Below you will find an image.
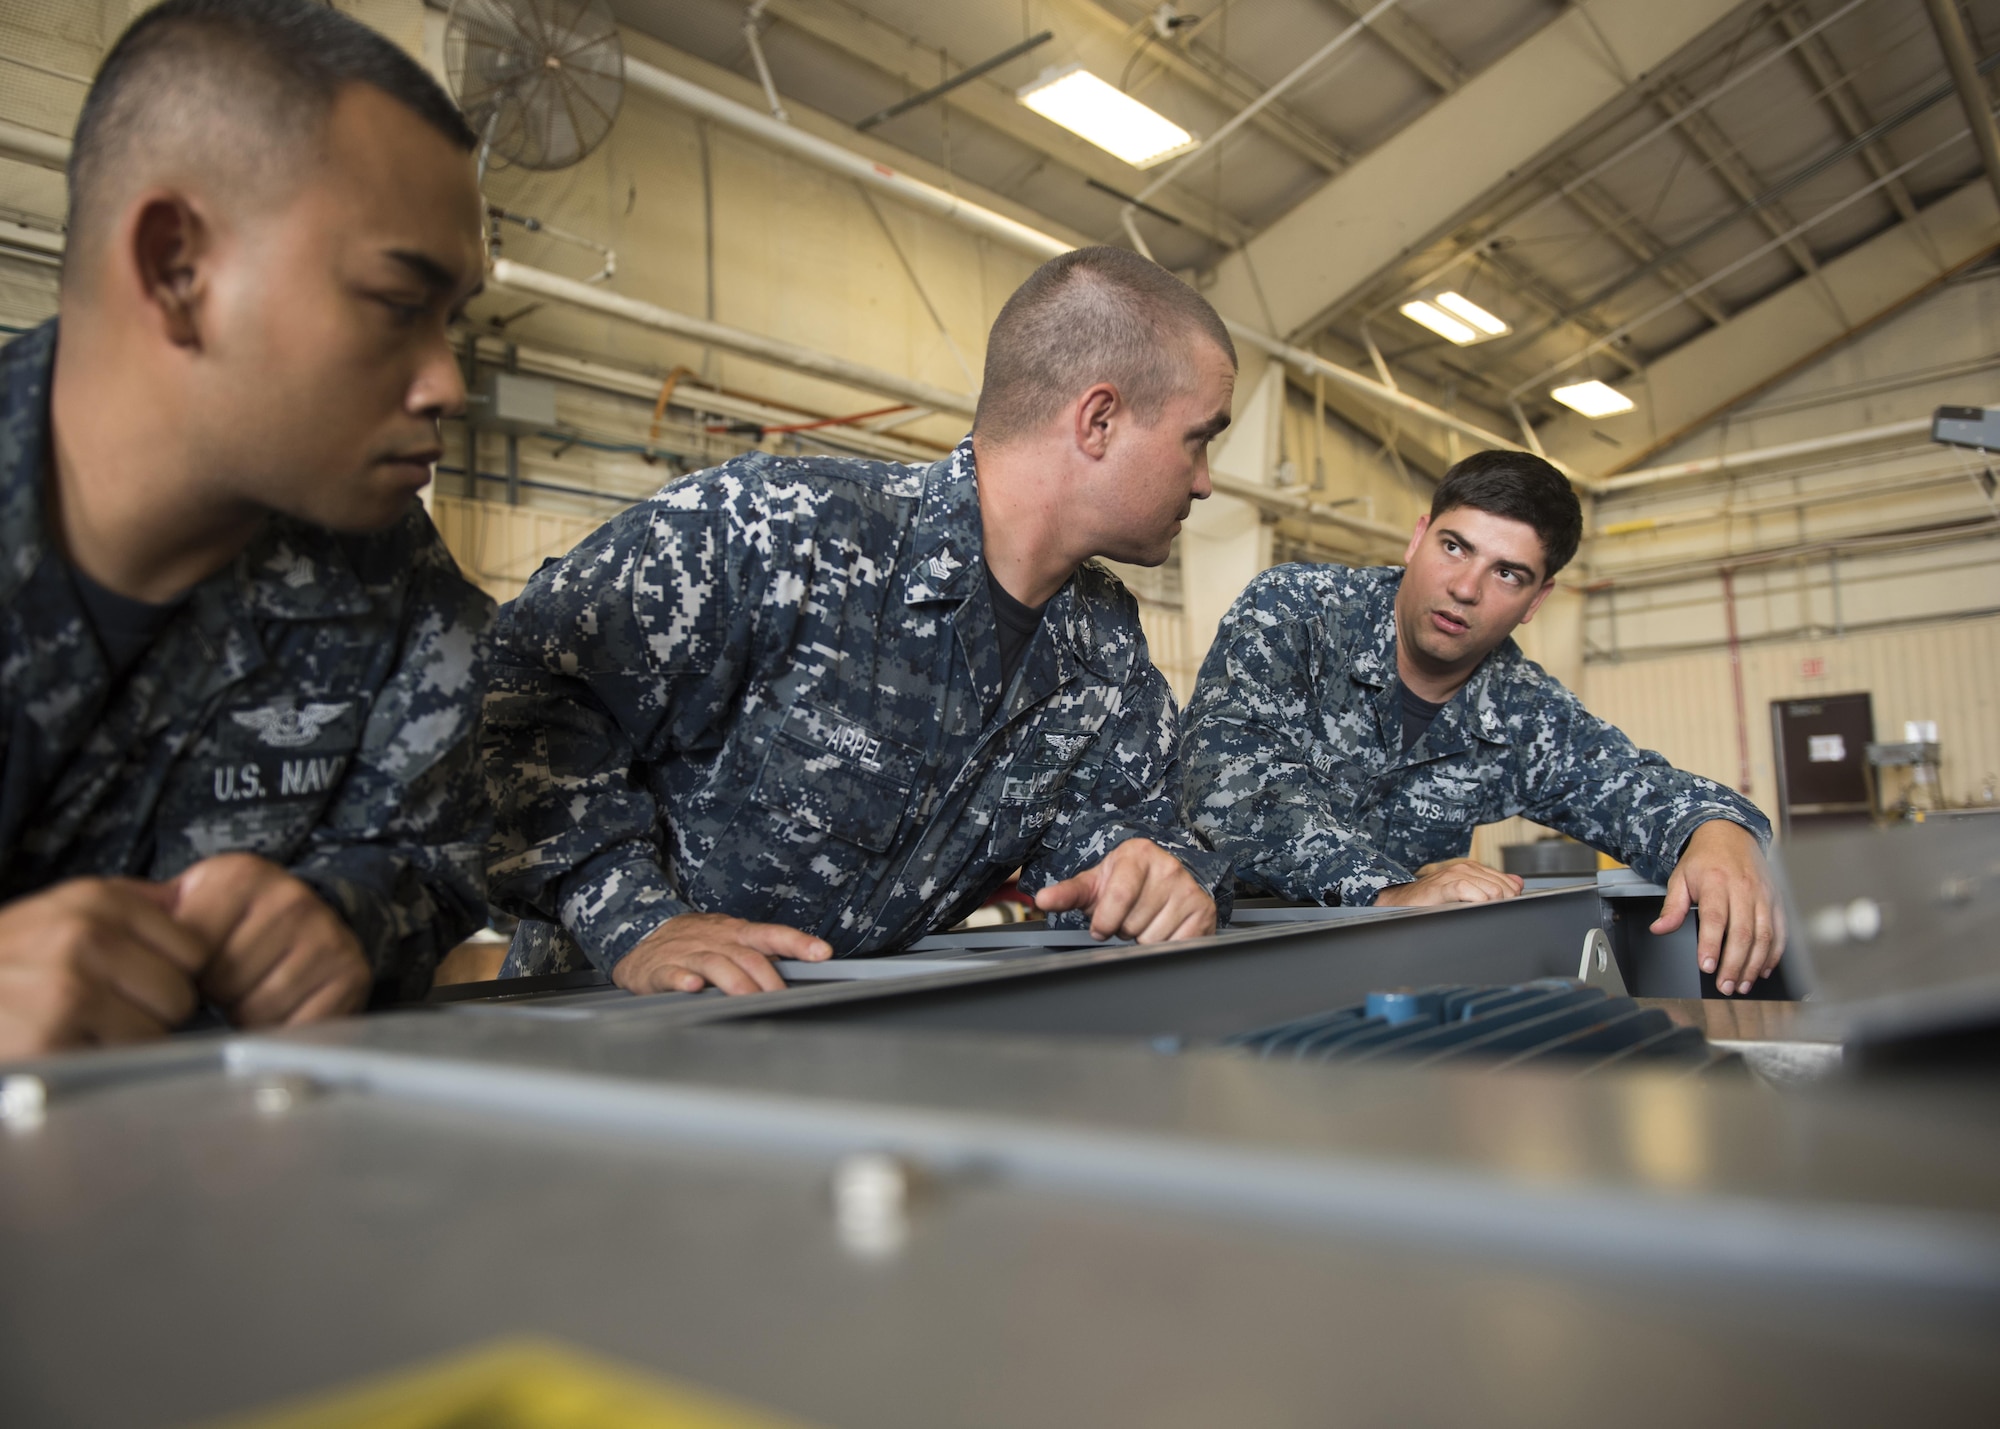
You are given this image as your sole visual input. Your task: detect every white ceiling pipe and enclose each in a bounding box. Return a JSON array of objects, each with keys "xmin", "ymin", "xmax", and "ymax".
[
  {"xmin": 624, "ymin": 58, "xmax": 1069, "ymax": 262},
  {"xmin": 1599, "ymin": 416, "xmax": 1938, "ymax": 493},
  {"xmin": 0, "ymin": 119, "xmax": 69, "ymax": 172},
  {"xmin": 489, "ymin": 258, "xmax": 978, "ymax": 419},
  {"xmin": 623, "ymin": 58, "xmax": 1573, "ymax": 483}
]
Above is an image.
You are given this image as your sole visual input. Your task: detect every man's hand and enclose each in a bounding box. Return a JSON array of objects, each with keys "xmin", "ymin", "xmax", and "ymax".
[
  {"xmin": 1373, "ymin": 858, "xmax": 1523, "ymax": 908},
  {"xmin": 0, "ymin": 878, "xmax": 210, "ymax": 1058},
  {"xmin": 1033, "ymin": 838, "xmax": 1216, "ymax": 942},
  {"xmin": 170, "ymin": 854, "xmax": 371, "ymax": 1028},
  {"xmin": 1652, "ymin": 819, "xmax": 1783, "ymax": 996},
  {"xmin": 614, "ymin": 912, "xmax": 832, "ymax": 996}
]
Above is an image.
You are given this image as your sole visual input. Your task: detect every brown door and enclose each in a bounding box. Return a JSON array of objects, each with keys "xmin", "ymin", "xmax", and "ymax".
[{"xmin": 1770, "ymin": 692, "xmax": 1873, "ymax": 835}]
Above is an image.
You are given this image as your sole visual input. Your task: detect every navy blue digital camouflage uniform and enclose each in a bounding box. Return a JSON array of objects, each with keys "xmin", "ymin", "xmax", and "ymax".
[
  {"xmin": 486, "ymin": 438, "xmax": 1227, "ymax": 976},
  {"xmin": 1182, "ymin": 564, "xmax": 1769, "ymax": 905},
  {"xmin": 0, "ymin": 323, "xmax": 495, "ymax": 1000}
]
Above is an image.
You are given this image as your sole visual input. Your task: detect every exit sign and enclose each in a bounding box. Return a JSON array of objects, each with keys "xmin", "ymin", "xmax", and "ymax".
[{"xmin": 1801, "ymin": 656, "xmax": 1826, "ymax": 678}]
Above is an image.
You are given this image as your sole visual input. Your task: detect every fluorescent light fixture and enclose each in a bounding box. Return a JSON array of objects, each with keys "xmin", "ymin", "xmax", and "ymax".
[
  {"xmin": 1433, "ymin": 291, "xmax": 1509, "ymax": 337},
  {"xmin": 1018, "ymin": 65, "xmax": 1196, "ymax": 168},
  {"xmin": 1399, "ymin": 299, "xmax": 1479, "ymax": 345},
  {"xmin": 1551, "ymin": 379, "xmax": 1636, "ymax": 419}
]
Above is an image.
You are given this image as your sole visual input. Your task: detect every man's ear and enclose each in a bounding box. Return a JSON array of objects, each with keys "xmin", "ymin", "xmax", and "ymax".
[
  {"xmin": 1072, "ymin": 382, "xmax": 1118, "ymax": 460},
  {"xmin": 129, "ymin": 192, "xmax": 209, "ymax": 349},
  {"xmin": 1516, "ymin": 577, "xmax": 1558, "ymax": 626},
  {"xmin": 1402, "ymin": 513, "xmax": 1430, "ymax": 565}
]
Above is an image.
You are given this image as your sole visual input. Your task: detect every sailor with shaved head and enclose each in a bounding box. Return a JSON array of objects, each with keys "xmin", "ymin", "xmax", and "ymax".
[
  {"xmin": 487, "ymin": 246, "xmax": 1234, "ymax": 995},
  {"xmin": 0, "ymin": 0, "xmax": 494, "ymax": 1057}
]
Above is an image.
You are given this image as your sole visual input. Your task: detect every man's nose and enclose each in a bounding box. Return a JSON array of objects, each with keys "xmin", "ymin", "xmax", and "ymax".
[
  {"xmin": 1191, "ymin": 456, "xmax": 1213, "ymax": 500},
  {"xmin": 410, "ymin": 332, "xmax": 467, "ymax": 421}
]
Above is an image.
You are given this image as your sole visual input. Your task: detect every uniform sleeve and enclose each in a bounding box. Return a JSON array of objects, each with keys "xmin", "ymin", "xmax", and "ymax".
[
  {"xmin": 1181, "ymin": 598, "xmax": 1415, "ymax": 906},
  {"xmin": 482, "ymin": 497, "xmax": 747, "ymax": 972},
  {"xmin": 1510, "ymin": 676, "xmax": 1772, "ymax": 884},
  {"xmin": 1017, "ymin": 656, "xmax": 1233, "ymax": 922},
  {"xmin": 289, "ymin": 535, "xmax": 496, "ymax": 1002}
]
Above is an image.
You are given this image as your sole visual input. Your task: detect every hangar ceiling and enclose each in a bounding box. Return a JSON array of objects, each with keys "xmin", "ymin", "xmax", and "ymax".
[{"xmin": 611, "ymin": 0, "xmax": 2000, "ymax": 478}]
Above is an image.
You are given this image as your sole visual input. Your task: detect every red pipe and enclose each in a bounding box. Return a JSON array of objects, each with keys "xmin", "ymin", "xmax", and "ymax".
[{"xmin": 1720, "ymin": 567, "xmax": 1753, "ymax": 794}]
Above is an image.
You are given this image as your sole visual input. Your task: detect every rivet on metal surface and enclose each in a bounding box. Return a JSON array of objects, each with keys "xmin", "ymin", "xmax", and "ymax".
[
  {"xmin": 1844, "ymin": 897, "xmax": 1884, "ymax": 942},
  {"xmin": 831, "ymin": 1151, "xmax": 919, "ymax": 1260},
  {"xmin": 0, "ymin": 1073, "xmax": 47, "ymax": 1129},
  {"xmin": 1938, "ymin": 877, "xmax": 1975, "ymax": 905},
  {"xmin": 249, "ymin": 1075, "xmax": 322, "ymax": 1117}
]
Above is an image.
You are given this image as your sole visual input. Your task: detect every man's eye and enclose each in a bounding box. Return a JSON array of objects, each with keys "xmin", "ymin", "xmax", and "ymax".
[{"xmin": 376, "ymin": 296, "xmax": 426, "ymax": 324}]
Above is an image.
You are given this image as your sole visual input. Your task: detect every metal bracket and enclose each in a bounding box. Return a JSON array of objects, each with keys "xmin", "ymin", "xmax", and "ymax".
[{"xmin": 1579, "ymin": 927, "xmax": 1628, "ymax": 996}]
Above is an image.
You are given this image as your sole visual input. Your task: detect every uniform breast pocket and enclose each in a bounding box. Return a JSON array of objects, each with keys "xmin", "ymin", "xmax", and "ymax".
[
  {"xmin": 994, "ymin": 727, "xmax": 1093, "ymax": 856},
  {"xmin": 161, "ymin": 697, "xmax": 365, "ymax": 868},
  {"xmin": 208, "ymin": 698, "xmax": 362, "ymax": 809},
  {"xmin": 750, "ymin": 702, "xmax": 918, "ymax": 853}
]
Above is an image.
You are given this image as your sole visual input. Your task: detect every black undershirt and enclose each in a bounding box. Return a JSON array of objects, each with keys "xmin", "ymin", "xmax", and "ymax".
[
  {"xmin": 68, "ymin": 564, "xmax": 184, "ymax": 677},
  {"xmin": 1397, "ymin": 680, "xmax": 1446, "ymax": 752},
  {"xmin": 988, "ymin": 568, "xmax": 1047, "ymax": 693}
]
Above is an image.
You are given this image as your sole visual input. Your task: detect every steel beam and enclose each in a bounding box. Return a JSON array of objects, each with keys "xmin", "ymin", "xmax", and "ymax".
[
  {"xmin": 1200, "ymin": 0, "xmax": 1747, "ymax": 342},
  {"xmin": 1541, "ymin": 174, "xmax": 2000, "ymax": 480},
  {"xmin": 1925, "ymin": 0, "xmax": 2000, "ymax": 211}
]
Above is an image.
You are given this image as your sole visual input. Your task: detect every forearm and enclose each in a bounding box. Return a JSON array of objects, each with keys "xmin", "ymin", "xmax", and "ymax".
[{"xmin": 1538, "ymin": 774, "xmax": 1770, "ymax": 886}]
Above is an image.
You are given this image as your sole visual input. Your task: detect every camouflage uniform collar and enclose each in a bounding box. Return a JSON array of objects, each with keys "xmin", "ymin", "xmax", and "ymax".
[
  {"xmin": 903, "ymin": 438, "xmax": 1135, "ymax": 687},
  {"xmin": 0, "ymin": 320, "xmax": 372, "ymax": 622},
  {"xmin": 902, "ymin": 438, "xmax": 982, "ymax": 605},
  {"xmin": 234, "ymin": 521, "xmax": 374, "ymax": 621},
  {"xmin": 1362, "ymin": 564, "xmax": 1510, "ymax": 747}
]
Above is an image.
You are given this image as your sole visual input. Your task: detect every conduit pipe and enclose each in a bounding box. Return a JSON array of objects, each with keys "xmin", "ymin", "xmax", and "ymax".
[
  {"xmin": 1208, "ymin": 472, "xmax": 1409, "ymax": 544},
  {"xmin": 1600, "ymin": 416, "xmax": 1937, "ymax": 493},
  {"xmin": 488, "ymin": 258, "xmax": 979, "ymax": 419},
  {"xmin": 0, "ymin": 119, "xmax": 68, "ymax": 172}
]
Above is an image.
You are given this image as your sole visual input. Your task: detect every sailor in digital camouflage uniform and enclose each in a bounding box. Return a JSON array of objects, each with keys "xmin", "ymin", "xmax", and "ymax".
[
  {"xmin": 0, "ymin": 0, "xmax": 492, "ymax": 1058},
  {"xmin": 488, "ymin": 247, "xmax": 1235, "ymax": 996},
  {"xmin": 1183, "ymin": 449, "xmax": 1785, "ymax": 995}
]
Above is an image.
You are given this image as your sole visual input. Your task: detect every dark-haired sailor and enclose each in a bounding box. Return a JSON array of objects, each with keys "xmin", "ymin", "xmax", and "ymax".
[
  {"xmin": 0, "ymin": 0, "xmax": 492, "ymax": 1057},
  {"xmin": 1181, "ymin": 451, "xmax": 1783, "ymax": 996},
  {"xmin": 487, "ymin": 246, "xmax": 1233, "ymax": 995}
]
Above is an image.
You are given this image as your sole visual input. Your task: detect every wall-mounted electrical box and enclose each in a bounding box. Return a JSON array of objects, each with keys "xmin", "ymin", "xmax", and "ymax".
[{"xmin": 471, "ymin": 372, "xmax": 558, "ymax": 434}]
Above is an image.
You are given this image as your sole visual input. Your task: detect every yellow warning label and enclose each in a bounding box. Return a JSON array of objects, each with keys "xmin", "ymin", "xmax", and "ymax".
[{"xmin": 208, "ymin": 1337, "xmax": 818, "ymax": 1429}]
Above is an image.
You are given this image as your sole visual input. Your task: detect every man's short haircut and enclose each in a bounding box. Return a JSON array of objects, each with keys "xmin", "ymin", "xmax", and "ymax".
[
  {"xmin": 976, "ymin": 246, "xmax": 1237, "ymax": 444},
  {"xmin": 66, "ymin": 0, "xmax": 477, "ymax": 285},
  {"xmin": 1430, "ymin": 449, "xmax": 1584, "ymax": 578}
]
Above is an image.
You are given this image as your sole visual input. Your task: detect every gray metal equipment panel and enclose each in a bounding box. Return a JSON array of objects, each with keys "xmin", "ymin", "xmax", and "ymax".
[
  {"xmin": 744, "ymin": 887, "xmax": 1609, "ymax": 1041},
  {"xmin": 2, "ymin": 1024, "xmax": 1997, "ymax": 1429}
]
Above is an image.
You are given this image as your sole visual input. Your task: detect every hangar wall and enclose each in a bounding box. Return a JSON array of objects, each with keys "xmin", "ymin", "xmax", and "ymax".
[
  {"xmin": 1573, "ymin": 261, "xmax": 2000, "ymax": 823},
  {"xmin": 2, "ymin": 1, "xmax": 1993, "ymax": 858}
]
